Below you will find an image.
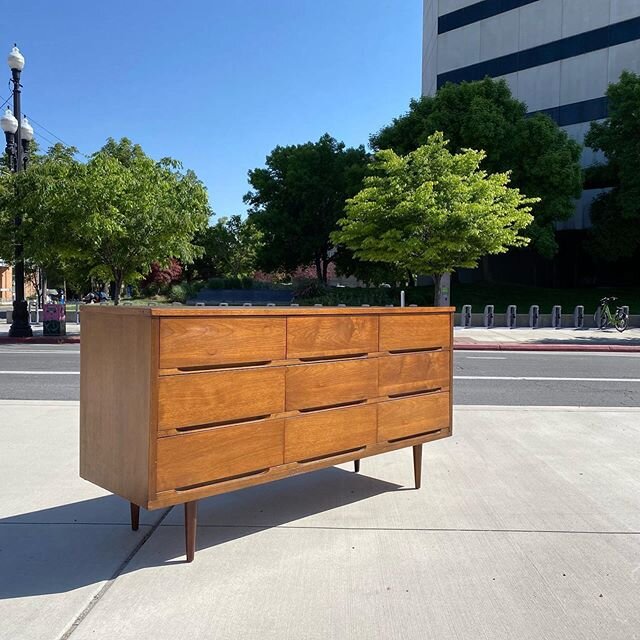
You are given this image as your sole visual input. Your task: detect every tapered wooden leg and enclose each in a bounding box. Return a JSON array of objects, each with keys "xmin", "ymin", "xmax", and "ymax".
[
  {"xmin": 184, "ymin": 501, "xmax": 197, "ymax": 563},
  {"xmin": 354, "ymin": 459, "xmax": 360, "ymax": 473},
  {"xmin": 413, "ymin": 445, "xmax": 423, "ymax": 490},
  {"xmin": 130, "ymin": 502, "xmax": 140, "ymax": 531}
]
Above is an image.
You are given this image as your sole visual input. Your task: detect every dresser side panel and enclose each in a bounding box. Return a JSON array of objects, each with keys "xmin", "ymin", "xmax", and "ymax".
[{"xmin": 80, "ymin": 311, "xmax": 153, "ymax": 506}]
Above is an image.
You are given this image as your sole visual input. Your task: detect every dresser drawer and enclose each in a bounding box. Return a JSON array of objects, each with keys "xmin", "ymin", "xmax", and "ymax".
[
  {"xmin": 377, "ymin": 392, "xmax": 450, "ymax": 442},
  {"xmin": 159, "ymin": 317, "xmax": 286, "ymax": 369},
  {"xmin": 378, "ymin": 351, "xmax": 450, "ymax": 397},
  {"xmin": 379, "ymin": 314, "xmax": 450, "ymax": 352},
  {"xmin": 286, "ymin": 358, "xmax": 377, "ymax": 411},
  {"xmin": 284, "ymin": 404, "xmax": 377, "ymax": 463},
  {"xmin": 158, "ymin": 368, "xmax": 285, "ymax": 430},
  {"xmin": 287, "ymin": 316, "xmax": 377, "ymax": 359},
  {"xmin": 156, "ymin": 420, "xmax": 284, "ymax": 491}
]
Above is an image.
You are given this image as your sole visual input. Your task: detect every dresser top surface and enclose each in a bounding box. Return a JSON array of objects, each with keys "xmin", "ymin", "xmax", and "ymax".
[{"xmin": 81, "ymin": 305, "xmax": 455, "ymax": 318}]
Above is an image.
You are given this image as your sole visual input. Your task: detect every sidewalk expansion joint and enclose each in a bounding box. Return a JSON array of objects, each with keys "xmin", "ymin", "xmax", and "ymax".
[
  {"xmin": 57, "ymin": 506, "xmax": 173, "ymax": 640},
  {"xmin": 160, "ymin": 523, "xmax": 640, "ymax": 536}
]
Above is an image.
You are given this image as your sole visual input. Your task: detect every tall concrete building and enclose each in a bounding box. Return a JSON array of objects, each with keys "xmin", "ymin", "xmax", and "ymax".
[{"xmin": 422, "ymin": 0, "xmax": 640, "ymax": 231}]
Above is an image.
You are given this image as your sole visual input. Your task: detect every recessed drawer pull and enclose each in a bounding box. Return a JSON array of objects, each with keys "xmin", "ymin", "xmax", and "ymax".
[
  {"xmin": 388, "ymin": 387, "xmax": 442, "ymax": 399},
  {"xmin": 387, "ymin": 428, "xmax": 443, "ymax": 444},
  {"xmin": 176, "ymin": 360, "xmax": 272, "ymax": 372},
  {"xmin": 175, "ymin": 467, "xmax": 270, "ymax": 491},
  {"xmin": 388, "ymin": 346, "xmax": 443, "ymax": 355},
  {"xmin": 298, "ymin": 398, "xmax": 367, "ymax": 413},
  {"xmin": 175, "ymin": 414, "xmax": 271, "ymax": 433},
  {"xmin": 298, "ymin": 353, "xmax": 367, "ymax": 363},
  {"xmin": 297, "ymin": 446, "xmax": 366, "ymax": 465}
]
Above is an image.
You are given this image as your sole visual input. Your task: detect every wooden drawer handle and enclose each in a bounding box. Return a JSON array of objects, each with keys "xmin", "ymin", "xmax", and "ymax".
[
  {"xmin": 387, "ymin": 428, "xmax": 443, "ymax": 444},
  {"xmin": 298, "ymin": 398, "xmax": 367, "ymax": 414},
  {"xmin": 176, "ymin": 360, "xmax": 272, "ymax": 372},
  {"xmin": 296, "ymin": 446, "xmax": 366, "ymax": 465},
  {"xmin": 175, "ymin": 467, "xmax": 270, "ymax": 492},
  {"xmin": 298, "ymin": 353, "xmax": 368, "ymax": 363},
  {"xmin": 388, "ymin": 346, "xmax": 443, "ymax": 355},
  {"xmin": 388, "ymin": 387, "xmax": 442, "ymax": 399},
  {"xmin": 175, "ymin": 414, "xmax": 272, "ymax": 433}
]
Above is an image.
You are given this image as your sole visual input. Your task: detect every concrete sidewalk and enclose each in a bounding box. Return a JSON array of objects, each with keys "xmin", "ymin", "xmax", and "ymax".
[
  {"xmin": 454, "ymin": 327, "xmax": 640, "ymax": 351},
  {"xmin": 0, "ymin": 321, "xmax": 80, "ymax": 342},
  {"xmin": 2, "ymin": 401, "xmax": 639, "ymax": 639}
]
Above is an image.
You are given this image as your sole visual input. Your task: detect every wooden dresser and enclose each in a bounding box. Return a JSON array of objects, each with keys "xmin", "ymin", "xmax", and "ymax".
[{"xmin": 80, "ymin": 306, "xmax": 454, "ymax": 561}]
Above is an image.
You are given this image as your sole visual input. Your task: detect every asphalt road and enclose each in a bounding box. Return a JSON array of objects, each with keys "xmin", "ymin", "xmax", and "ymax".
[{"xmin": 0, "ymin": 344, "xmax": 639, "ymax": 405}]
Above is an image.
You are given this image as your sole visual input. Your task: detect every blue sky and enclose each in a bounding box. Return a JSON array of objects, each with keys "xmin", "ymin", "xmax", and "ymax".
[{"xmin": 4, "ymin": 1, "xmax": 422, "ymax": 220}]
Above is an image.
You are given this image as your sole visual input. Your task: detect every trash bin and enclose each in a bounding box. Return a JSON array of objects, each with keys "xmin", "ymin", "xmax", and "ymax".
[{"xmin": 43, "ymin": 303, "xmax": 66, "ymax": 336}]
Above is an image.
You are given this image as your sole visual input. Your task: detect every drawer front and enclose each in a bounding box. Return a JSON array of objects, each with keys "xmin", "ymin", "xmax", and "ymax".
[
  {"xmin": 156, "ymin": 420, "xmax": 284, "ymax": 491},
  {"xmin": 159, "ymin": 317, "xmax": 286, "ymax": 369},
  {"xmin": 286, "ymin": 358, "xmax": 377, "ymax": 411},
  {"xmin": 377, "ymin": 392, "xmax": 450, "ymax": 442},
  {"xmin": 378, "ymin": 351, "xmax": 450, "ymax": 397},
  {"xmin": 287, "ymin": 316, "xmax": 378, "ymax": 359},
  {"xmin": 284, "ymin": 404, "xmax": 377, "ymax": 463},
  {"xmin": 158, "ymin": 368, "xmax": 285, "ymax": 430},
  {"xmin": 379, "ymin": 314, "xmax": 450, "ymax": 353}
]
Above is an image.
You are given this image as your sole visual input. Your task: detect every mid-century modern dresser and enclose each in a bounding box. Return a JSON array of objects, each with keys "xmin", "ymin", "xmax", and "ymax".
[{"xmin": 80, "ymin": 305, "xmax": 454, "ymax": 561}]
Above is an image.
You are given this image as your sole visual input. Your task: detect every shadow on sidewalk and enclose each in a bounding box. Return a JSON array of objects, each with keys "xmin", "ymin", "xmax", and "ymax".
[{"xmin": 0, "ymin": 467, "xmax": 402, "ymax": 599}]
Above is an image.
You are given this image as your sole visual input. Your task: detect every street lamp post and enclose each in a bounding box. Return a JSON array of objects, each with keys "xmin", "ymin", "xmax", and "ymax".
[{"xmin": 1, "ymin": 44, "xmax": 33, "ymax": 337}]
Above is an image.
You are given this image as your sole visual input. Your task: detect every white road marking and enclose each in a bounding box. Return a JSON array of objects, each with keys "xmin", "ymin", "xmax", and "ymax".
[
  {"xmin": 464, "ymin": 356, "xmax": 507, "ymax": 360},
  {"xmin": 0, "ymin": 350, "xmax": 80, "ymax": 354},
  {"xmin": 457, "ymin": 350, "xmax": 640, "ymax": 357},
  {"xmin": 0, "ymin": 371, "xmax": 79, "ymax": 375},
  {"xmin": 455, "ymin": 376, "xmax": 640, "ymax": 383}
]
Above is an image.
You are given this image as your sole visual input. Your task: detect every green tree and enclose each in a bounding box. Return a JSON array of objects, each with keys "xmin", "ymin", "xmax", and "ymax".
[
  {"xmin": 370, "ymin": 78, "xmax": 582, "ymax": 259},
  {"xmin": 584, "ymin": 71, "xmax": 640, "ymax": 260},
  {"xmin": 0, "ymin": 138, "xmax": 210, "ymax": 304},
  {"xmin": 331, "ymin": 133, "xmax": 537, "ymax": 305},
  {"xmin": 245, "ymin": 134, "xmax": 369, "ymax": 283},
  {"xmin": 191, "ymin": 215, "xmax": 263, "ymax": 280}
]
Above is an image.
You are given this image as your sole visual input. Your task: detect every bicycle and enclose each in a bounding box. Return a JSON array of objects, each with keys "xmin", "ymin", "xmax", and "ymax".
[{"xmin": 594, "ymin": 296, "xmax": 628, "ymax": 332}]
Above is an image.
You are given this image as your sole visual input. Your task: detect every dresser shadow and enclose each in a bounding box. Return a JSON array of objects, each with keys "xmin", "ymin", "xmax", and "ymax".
[{"xmin": 0, "ymin": 466, "xmax": 404, "ymax": 598}]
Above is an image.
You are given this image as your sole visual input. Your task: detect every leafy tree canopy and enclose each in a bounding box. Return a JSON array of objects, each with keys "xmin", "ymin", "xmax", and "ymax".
[
  {"xmin": 190, "ymin": 215, "xmax": 263, "ymax": 281},
  {"xmin": 585, "ymin": 71, "xmax": 640, "ymax": 260},
  {"xmin": 244, "ymin": 134, "xmax": 369, "ymax": 283},
  {"xmin": 332, "ymin": 133, "xmax": 537, "ymax": 305},
  {"xmin": 370, "ymin": 78, "xmax": 582, "ymax": 258},
  {"xmin": 0, "ymin": 137, "xmax": 210, "ymax": 304}
]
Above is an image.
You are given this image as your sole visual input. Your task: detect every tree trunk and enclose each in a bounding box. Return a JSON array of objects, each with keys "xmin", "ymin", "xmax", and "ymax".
[
  {"xmin": 321, "ymin": 252, "xmax": 329, "ymax": 284},
  {"xmin": 314, "ymin": 253, "xmax": 323, "ymax": 283},
  {"xmin": 433, "ymin": 273, "xmax": 451, "ymax": 307},
  {"xmin": 481, "ymin": 256, "xmax": 493, "ymax": 283},
  {"xmin": 112, "ymin": 272, "xmax": 123, "ymax": 305}
]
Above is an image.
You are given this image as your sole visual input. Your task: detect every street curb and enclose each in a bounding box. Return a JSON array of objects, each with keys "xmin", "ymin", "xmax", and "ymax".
[
  {"xmin": 0, "ymin": 336, "xmax": 80, "ymax": 344},
  {"xmin": 453, "ymin": 343, "xmax": 640, "ymax": 352}
]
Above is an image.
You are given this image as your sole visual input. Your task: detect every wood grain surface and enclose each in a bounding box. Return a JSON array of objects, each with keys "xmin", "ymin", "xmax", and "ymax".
[
  {"xmin": 286, "ymin": 358, "xmax": 378, "ymax": 410},
  {"xmin": 378, "ymin": 350, "xmax": 450, "ymax": 397},
  {"xmin": 377, "ymin": 391, "xmax": 450, "ymax": 442},
  {"xmin": 379, "ymin": 314, "xmax": 450, "ymax": 352},
  {"xmin": 156, "ymin": 420, "xmax": 285, "ymax": 491},
  {"xmin": 159, "ymin": 317, "xmax": 286, "ymax": 369},
  {"xmin": 158, "ymin": 367, "xmax": 285, "ymax": 430},
  {"xmin": 284, "ymin": 404, "xmax": 377, "ymax": 463},
  {"xmin": 80, "ymin": 312, "xmax": 153, "ymax": 506},
  {"xmin": 287, "ymin": 315, "xmax": 378, "ymax": 358}
]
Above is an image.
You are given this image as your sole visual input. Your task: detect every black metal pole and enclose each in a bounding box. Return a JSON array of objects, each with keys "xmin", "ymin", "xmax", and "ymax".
[{"xmin": 8, "ymin": 64, "xmax": 32, "ymax": 337}]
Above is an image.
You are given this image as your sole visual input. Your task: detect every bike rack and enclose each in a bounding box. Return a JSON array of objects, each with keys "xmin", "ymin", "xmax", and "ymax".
[
  {"xmin": 506, "ymin": 305, "xmax": 517, "ymax": 329},
  {"xmin": 484, "ymin": 305, "xmax": 494, "ymax": 328},
  {"xmin": 529, "ymin": 305, "xmax": 540, "ymax": 329},
  {"xmin": 551, "ymin": 305, "xmax": 562, "ymax": 329},
  {"xmin": 573, "ymin": 305, "xmax": 584, "ymax": 329},
  {"xmin": 461, "ymin": 304, "xmax": 472, "ymax": 328}
]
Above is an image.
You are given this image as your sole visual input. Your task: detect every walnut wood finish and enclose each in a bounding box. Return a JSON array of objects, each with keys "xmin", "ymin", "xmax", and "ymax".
[
  {"xmin": 284, "ymin": 404, "xmax": 377, "ymax": 463},
  {"xmin": 158, "ymin": 367, "xmax": 285, "ymax": 431},
  {"xmin": 160, "ymin": 317, "xmax": 285, "ymax": 369},
  {"xmin": 80, "ymin": 305, "xmax": 453, "ymax": 562},
  {"xmin": 413, "ymin": 445, "xmax": 423, "ymax": 490},
  {"xmin": 287, "ymin": 315, "xmax": 378, "ymax": 358}
]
